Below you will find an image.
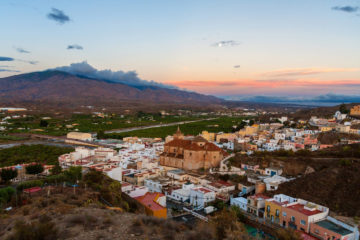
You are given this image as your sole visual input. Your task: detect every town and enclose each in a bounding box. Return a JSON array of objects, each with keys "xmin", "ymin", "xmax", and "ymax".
[{"xmin": 1, "ymin": 104, "xmax": 359, "ymax": 239}]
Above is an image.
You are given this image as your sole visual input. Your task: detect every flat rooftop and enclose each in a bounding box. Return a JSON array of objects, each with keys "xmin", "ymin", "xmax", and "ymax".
[
  {"xmin": 315, "ymin": 220, "xmax": 352, "ymax": 236},
  {"xmin": 286, "ymin": 203, "xmax": 322, "ymax": 216}
]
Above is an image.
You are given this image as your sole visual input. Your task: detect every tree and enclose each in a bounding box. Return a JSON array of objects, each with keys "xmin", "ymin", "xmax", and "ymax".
[
  {"xmin": 39, "ymin": 120, "xmax": 49, "ymax": 127},
  {"xmin": 26, "ymin": 164, "xmax": 44, "ymax": 175},
  {"xmin": 64, "ymin": 166, "xmax": 82, "ymax": 183},
  {"xmin": 339, "ymin": 103, "xmax": 349, "ymax": 114},
  {"xmin": 210, "ymin": 209, "xmax": 248, "ymax": 240},
  {"xmin": 97, "ymin": 130, "xmax": 105, "ymax": 139},
  {"xmin": 50, "ymin": 162, "xmax": 62, "ymax": 175},
  {"xmin": 0, "ymin": 168, "xmax": 18, "ymax": 183}
]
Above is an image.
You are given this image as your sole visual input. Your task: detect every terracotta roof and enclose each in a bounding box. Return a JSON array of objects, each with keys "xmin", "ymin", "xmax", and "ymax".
[
  {"xmin": 135, "ymin": 192, "xmax": 165, "ymax": 211},
  {"xmin": 204, "ymin": 142, "xmax": 222, "ymax": 151},
  {"xmin": 184, "ymin": 142, "xmax": 203, "ymax": 151},
  {"xmin": 165, "ymin": 138, "xmax": 224, "ymax": 153},
  {"xmin": 165, "ymin": 139, "xmax": 192, "ymax": 147},
  {"xmin": 192, "ymin": 135, "xmax": 207, "ymax": 142}
]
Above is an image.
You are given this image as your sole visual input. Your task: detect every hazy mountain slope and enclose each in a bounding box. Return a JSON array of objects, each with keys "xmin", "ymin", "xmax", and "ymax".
[{"xmin": 0, "ymin": 71, "xmax": 222, "ymax": 107}]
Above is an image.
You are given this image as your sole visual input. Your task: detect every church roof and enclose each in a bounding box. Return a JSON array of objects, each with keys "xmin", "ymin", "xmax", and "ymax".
[
  {"xmin": 165, "ymin": 138, "xmax": 224, "ymax": 152},
  {"xmin": 192, "ymin": 135, "xmax": 207, "ymax": 142}
]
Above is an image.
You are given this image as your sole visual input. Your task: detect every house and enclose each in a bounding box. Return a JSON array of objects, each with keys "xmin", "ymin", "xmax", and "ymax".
[
  {"xmin": 67, "ymin": 132, "xmax": 93, "ymax": 141},
  {"xmin": 135, "ymin": 192, "xmax": 167, "ymax": 218},
  {"xmin": 167, "ymin": 183, "xmax": 194, "ymax": 203},
  {"xmin": 265, "ymin": 194, "xmax": 297, "ymax": 225},
  {"xmin": 334, "ymin": 111, "xmax": 347, "ymax": 121},
  {"xmin": 263, "ymin": 175, "xmax": 291, "ymax": 191},
  {"xmin": 310, "ymin": 219, "xmax": 354, "ymax": 240},
  {"xmin": 189, "ymin": 187, "xmax": 216, "ymax": 209},
  {"xmin": 264, "ymin": 167, "xmax": 283, "ymax": 176},
  {"xmin": 144, "ymin": 177, "xmax": 171, "ymax": 193},
  {"xmin": 320, "ymin": 126, "xmax": 333, "ymax": 132},
  {"xmin": 247, "ymin": 194, "xmax": 270, "ymax": 218},
  {"xmin": 238, "ymin": 181, "xmax": 255, "ymax": 196},
  {"xmin": 205, "ymin": 180, "xmax": 236, "ymax": 193},
  {"xmin": 216, "ymin": 133, "xmax": 237, "ymax": 143},
  {"xmin": 106, "ymin": 167, "xmax": 122, "ymax": 182},
  {"xmin": 336, "ymin": 125, "xmax": 350, "ymax": 133},
  {"xmin": 241, "ymin": 162, "xmax": 259, "ymax": 171},
  {"xmin": 350, "ymin": 105, "xmax": 360, "ymax": 116},
  {"xmin": 121, "ymin": 182, "xmax": 133, "ymax": 192},
  {"xmin": 280, "ymin": 199, "xmax": 329, "ymax": 233},
  {"xmin": 125, "ymin": 186, "xmax": 148, "ymax": 198},
  {"xmin": 166, "ymin": 169, "xmax": 187, "ymax": 181},
  {"xmin": 201, "ymin": 131, "xmax": 216, "ymax": 142},
  {"xmin": 230, "ymin": 197, "xmax": 247, "ymax": 211}
]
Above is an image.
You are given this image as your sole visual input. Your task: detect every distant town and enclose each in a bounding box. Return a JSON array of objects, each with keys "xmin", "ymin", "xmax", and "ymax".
[{"xmin": 1, "ymin": 104, "xmax": 359, "ymax": 239}]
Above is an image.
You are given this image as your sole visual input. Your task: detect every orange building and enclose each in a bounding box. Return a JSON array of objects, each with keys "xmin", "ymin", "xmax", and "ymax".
[
  {"xmin": 160, "ymin": 128, "xmax": 227, "ymax": 170},
  {"xmin": 135, "ymin": 192, "xmax": 167, "ymax": 219},
  {"xmin": 350, "ymin": 105, "xmax": 360, "ymax": 116}
]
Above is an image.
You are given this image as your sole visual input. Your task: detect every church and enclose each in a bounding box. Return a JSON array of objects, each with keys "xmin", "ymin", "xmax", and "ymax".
[{"xmin": 159, "ymin": 127, "xmax": 227, "ymax": 171}]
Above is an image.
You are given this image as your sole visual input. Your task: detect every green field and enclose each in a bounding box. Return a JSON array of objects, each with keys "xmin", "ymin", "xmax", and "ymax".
[
  {"xmin": 103, "ymin": 117, "xmax": 248, "ymax": 139},
  {"xmin": 5, "ymin": 113, "xmax": 206, "ymax": 136},
  {"xmin": 0, "ymin": 144, "xmax": 74, "ymax": 167},
  {"xmin": 0, "ymin": 134, "xmax": 29, "ymax": 142}
]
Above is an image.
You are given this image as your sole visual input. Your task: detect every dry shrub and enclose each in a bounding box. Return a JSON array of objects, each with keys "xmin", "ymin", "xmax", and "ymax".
[
  {"xmin": 22, "ymin": 207, "xmax": 30, "ymax": 216},
  {"xmin": 6, "ymin": 215, "xmax": 58, "ymax": 240},
  {"xmin": 66, "ymin": 213, "xmax": 98, "ymax": 230},
  {"xmin": 185, "ymin": 222, "xmax": 215, "ymax": 240}
]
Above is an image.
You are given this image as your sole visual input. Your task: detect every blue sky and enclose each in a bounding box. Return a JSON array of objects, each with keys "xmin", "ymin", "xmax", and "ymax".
[{"xmin": 0, "ymin": 0, "xmax": 359, "ymax": 98}]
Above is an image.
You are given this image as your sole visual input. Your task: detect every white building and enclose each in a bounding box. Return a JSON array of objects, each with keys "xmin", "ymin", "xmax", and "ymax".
[
  {"xmin": 189, "ymin": 187, "xmax": 216, "ymax": 209},
  {"xmin": 167, "ymin": 183, "xmax": 194, "ymax": 203},
  {"xmin": 263, "ymin": 175, "xmax": 291, "ymax": 191},
  {"xmin": 106, "ymin": 167, "xmax": 122, "ymax": 182},
  {"xmin": 264, "ymin": 167, "xmax": 283, "ymax": 177},
  {"xmin": 230, "ymin": 197, "xmax": 247, "ymax": 211},
  {"xmin": 144, "ymin": 177, "xmax": 171, "ymax": 193}
]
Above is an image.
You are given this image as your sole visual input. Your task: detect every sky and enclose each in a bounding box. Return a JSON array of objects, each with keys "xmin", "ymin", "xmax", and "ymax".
[{"xmin": 0, "ymin": 0, "xmax": 360, "ymax": 100}]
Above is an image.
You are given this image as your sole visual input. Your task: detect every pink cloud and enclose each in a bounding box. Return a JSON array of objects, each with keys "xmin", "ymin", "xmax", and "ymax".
[{"xmin": 261, "ymin": 68, "xmax": 359, "ymax": 77}]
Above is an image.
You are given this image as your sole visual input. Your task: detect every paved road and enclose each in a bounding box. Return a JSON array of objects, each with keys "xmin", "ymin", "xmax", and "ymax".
[{"xmin": 104, "ymin": 118, "xmax": 217, "ymax": 134}]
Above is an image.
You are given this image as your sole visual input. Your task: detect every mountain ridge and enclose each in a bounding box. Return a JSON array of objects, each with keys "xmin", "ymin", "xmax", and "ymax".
[{"xmin": 0, "ymin": 70, "xmax": 223, "ymax": 110}]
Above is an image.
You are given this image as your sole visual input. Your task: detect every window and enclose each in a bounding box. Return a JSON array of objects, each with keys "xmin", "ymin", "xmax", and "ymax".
[
  {"xmin": 275, "ymin": 209, "xmax": 280, "ymax": 217},
  {"xmin": 283, "ymin": 212, "xmax": 287, "ymax": 217},
  {"xmin": 300, "ymin": 220, "xmax": 306, "ymax": 225},
  {"xmin": 291, "ymin": 216, "xmax": 295, "ymax": 222},
  {"xmin": 266, "ymin": 205, "xmax": 270, "ymax": 212}
]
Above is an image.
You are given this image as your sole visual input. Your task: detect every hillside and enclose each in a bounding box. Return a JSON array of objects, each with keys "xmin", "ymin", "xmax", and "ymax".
[
  {"xmin": 274, "ymin": 161, "xmax": 360, "ymax": 217},
  {"xmin": 0, "ymin": 71, "xmax": 223, "ymax": 112},
  {"xmin": 232, "ymin": 145, "xmax": 360, "ymax": 217}
]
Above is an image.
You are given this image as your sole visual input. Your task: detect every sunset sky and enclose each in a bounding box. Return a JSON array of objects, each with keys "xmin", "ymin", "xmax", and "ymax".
[{"xmin": 0, "ymin": 0, "xmax": 359, "ymax": 99}]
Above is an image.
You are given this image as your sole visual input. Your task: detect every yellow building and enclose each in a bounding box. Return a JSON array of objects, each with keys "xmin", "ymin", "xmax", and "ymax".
[
  {"xmin": 201, "ymin": 131, "xmax": 216, "ymax": 142},
  {"xmin": 239, "ymin": 124, "xmax": 259, "ymax": 136},
  {"xmin": 67, "ymin": 132, "xmax": 92, "ymax": 141},
  {"xmin": 350, "ymin": 105, "xmax": 360, "ymax": 116},
  {"xmin": 265, "ymin": 199, "xmax": 282, "ymax": 224},
  {"xmin": 216, "ymin": 133, "xmax": 237, "ymax": 143},
  {"xmin": 319, "ymin": 126, "xmax": 333, "ymax": 132}
]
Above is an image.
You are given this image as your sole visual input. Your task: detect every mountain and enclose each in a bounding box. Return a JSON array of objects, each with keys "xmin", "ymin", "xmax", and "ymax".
[{"xmin": 0, "ymin": 71, "xmax": 223, "ymax": 111}]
